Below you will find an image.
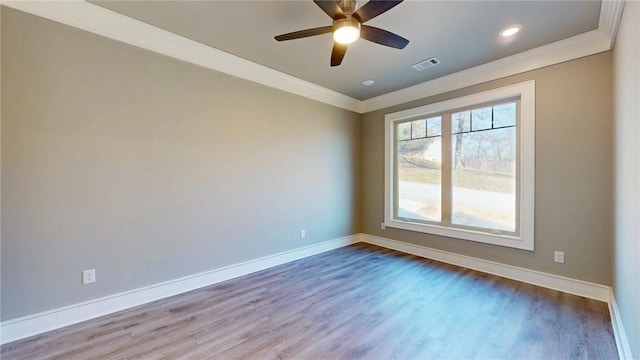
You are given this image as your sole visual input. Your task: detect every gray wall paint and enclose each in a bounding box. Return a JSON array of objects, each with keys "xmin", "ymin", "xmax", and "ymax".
[
  {"xmin": 1, "ymin": 9, "xmax": 361, "ymax": 320},
  {"xmin": 613, "ymin": 1, "xmax": 640, "ymax": 358},
  {"xmin": 0, "ymin": 4, "xmax": 624, "ymax": 329},
  {"xmin": 362, "ymin": 53, "xmax": 613, "ymax": 285}
]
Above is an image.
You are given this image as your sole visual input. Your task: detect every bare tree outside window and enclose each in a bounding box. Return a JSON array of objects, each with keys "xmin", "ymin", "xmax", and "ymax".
[
  {"xmin": 397, "ymin": 117, "xmax": 442, "ymax": 222},
  {"xmin": 396, "ymin": 102, "xmax": 517, "ymax": 232}
]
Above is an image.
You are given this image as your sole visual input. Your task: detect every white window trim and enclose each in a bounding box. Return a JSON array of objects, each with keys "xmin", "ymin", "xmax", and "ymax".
[{"xmin": 384, "ymin": 80, "xmax": 535, "ymax": 251}]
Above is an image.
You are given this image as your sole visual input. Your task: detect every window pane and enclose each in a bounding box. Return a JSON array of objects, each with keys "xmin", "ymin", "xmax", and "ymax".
[
  {"xmin": 397, "ymin": 121, "xmax": 411, "ymax": 140},
  {"xmin": 452, "ymin": 111, "xmax": 470, "ymax": 134},
  {"xmin": 427, "ymin": 116, "xmax": 442, "ymax": 136},
  {"xmin": 451, "ymin": 127, "xmax": 516, "ymax": 232},
  {"xmin": 493, "ymin": 102, "xmax": 516, "ymax": 127},
  {"xmin": 397, "ymin": 137, "xmax": 442, "ymax": 222},
  {"xmin": 471, "ymin": 107, "xmax": 492, "ymax": 131},
  {"xmin": 412, "ymin": 119, "xmax": 426, "ymax": 138}
]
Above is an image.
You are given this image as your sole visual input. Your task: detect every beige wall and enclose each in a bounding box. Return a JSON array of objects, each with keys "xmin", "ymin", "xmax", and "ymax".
[
  {"xmin": 613, "ymin": 1, "xmax": 640, "ymax": 358},
  {"xmin": 0, "ymin": 4, "xmax": 624, "ymax": 330},
  {"xmin": 362, "ymin": 52, "xmax": 613, "ymax": 285},
  {"xmin": 0, "ymin": 8, "xmax": 361, "ymax": 320}
]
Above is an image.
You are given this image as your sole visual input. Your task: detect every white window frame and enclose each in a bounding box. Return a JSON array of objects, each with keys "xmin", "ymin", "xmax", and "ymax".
[{"xmin": 384, "ymin": 81, "xmax": 535, "ymax": 251}]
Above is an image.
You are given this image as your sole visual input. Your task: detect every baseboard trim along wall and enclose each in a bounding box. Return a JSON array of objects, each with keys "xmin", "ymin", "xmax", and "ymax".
[
  {"xmin": 361, "ymin": 234, "xmax": 611, "ymax": 302},
  {"xmin": 2, "ymin": 232, "xmax": 628, "ymax": 353},
  {"xmin": 0, "ymin": 234, "xmax": 359, "ymax": 345},
  {"xmin": 608, "ymin": 288, "xmax": 634, "ymax": 360},
  {"xmin": 364, "ymin": 234, "xmax": 633, "ymax": 358}
]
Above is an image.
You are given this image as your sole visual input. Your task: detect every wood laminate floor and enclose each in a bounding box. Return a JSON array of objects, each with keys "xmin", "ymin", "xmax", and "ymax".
[{"xmin": 1, "ymin": 243, "xmax": 618, "ymax": 359}]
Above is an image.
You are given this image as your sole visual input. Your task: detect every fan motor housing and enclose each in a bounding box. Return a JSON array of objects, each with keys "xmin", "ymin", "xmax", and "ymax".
[
  {"xmin": 339, "ymin": 0, "xmax": 358, "ymax": 14},
  {"xmin": 333, "ymin": 18, "xmax": 361, "ymax": 31}
]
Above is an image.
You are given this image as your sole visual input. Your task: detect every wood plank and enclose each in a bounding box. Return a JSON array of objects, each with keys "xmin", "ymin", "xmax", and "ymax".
[{"xmin": 1, "ymin": 243, "xmax": 618, "ymax": 359}]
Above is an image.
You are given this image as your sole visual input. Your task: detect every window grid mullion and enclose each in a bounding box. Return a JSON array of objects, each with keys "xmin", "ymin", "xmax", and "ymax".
[
  {"xmin": 441, "ymin": 112, "xmax": 452, "ymax": 226},
  {"xmin": 384, "ymin": 81, "xmax": 534, "ymax": 250},
  {"xmin": 491, "ymin": 106, "xmax": 495, "ymax": 129}
]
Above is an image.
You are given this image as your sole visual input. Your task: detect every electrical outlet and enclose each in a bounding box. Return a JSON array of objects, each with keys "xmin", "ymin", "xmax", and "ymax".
[
  {"xmin": 82, "ymin": 269, "xmax": 96, "ymax": 285},
  {"xmin": 300, "ymin": 229, "xmax": 306, "ymax": 239},
  {"xmin": 554, "ymin": 251, "xmax": 565, "ymax": 264},
  {"xmin": 381, "ymin": 222, "xmax": 386, "ymax": 230}
]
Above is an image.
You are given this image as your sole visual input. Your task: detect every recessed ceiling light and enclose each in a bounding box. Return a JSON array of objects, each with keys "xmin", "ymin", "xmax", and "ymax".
[
  {"xmin": 362, "ymin": 79, "xmax": 375, "ymax": 86},
  {"xmin": 500, "ymin": 24, "xmax": 522, "ymax": 37}
]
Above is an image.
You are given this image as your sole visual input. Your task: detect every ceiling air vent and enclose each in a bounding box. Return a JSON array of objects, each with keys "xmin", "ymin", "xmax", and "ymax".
[{"xmin": 412, "ymin": 57, "xmax": 440, "ymax": 71}]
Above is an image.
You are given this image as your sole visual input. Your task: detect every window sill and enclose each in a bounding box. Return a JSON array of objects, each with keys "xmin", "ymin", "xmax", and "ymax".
[{"xmin": 384, "ymin": 219, "xmax": 534, "ymax": 251}]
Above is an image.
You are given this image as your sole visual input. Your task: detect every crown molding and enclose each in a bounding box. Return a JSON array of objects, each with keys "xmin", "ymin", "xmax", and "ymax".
[
  {"xmin": 1, "ymin": 0, "xmax": 361, "ymax": 113},
  {"xmin": 360, "ymin": 0, "xmax": 624, "ymax": 113},
  {"xmin": 360, "ymin": 29, "xmax": 611, "ymax": 113},
  {"xmin": 2, "ymin": 0, "xmax": 625, "ymax": 115},
  {"xmin": 599, "ymin": 0, "xmax": 626, "ymax": 47}
]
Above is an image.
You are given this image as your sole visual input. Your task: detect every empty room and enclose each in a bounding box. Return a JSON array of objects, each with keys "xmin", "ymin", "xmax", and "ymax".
[{"xmin": 1, "ymin": 0, "xmax": 638, "ymax": 359}]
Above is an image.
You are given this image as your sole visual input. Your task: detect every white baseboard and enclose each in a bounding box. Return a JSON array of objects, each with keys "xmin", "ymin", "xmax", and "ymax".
[
  {"xmin": 0, "ymin": 234, "xmax": 359, "ymax": 345},
  {"xmin": 361, "ymin": 234, "xmax": 611, "ymax": 302},
  {"xmin": 2, "ymin": 233, "xmax": 625, "ymax": 351},
  {"xmin": 364, "ymin": 234, "xmax": 637, "ymax": 357},
  {"xmin": 608, "ymin": 289, "xmax": 634, "ymax": 360}
]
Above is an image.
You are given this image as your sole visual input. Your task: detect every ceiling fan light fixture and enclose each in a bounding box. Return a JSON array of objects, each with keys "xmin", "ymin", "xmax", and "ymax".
[
  {"xmin": 333, "ymin": 19, "xmax": 361, "ymax": 45},
  {"xmin": 274, "ymin": 0, "xmax": 408, "ymax": 67}
]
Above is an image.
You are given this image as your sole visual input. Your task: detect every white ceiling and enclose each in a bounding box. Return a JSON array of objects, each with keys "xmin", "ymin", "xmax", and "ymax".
[
  {"xmin": 89, "ymin": 0, "xmax": 602, "ymax": 101},
  {"xmin": 4, "ymin": 0, "xmax": 621, "ymax": 112}
]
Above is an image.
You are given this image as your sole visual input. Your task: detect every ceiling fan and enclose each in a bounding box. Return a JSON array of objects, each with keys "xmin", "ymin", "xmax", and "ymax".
[{"xmin": 274, "ymin": 0, "xmax": 409, "ymax": 67}]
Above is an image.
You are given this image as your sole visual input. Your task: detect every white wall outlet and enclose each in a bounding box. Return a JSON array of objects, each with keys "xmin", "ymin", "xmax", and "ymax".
[
  {"xmin": 300, "ymin": 229, "xmax": 306, "ymax": 239},
  {"xmin": 554, "ymin": 251, "xmax": 565, "ymax": 264},
  {"xmin": 381, "ymin": 222, "xmax": 386, "ymax": 230},
  {"xmin": 82, "ymin": 269, "xmax": 96, "ymax": 285}
]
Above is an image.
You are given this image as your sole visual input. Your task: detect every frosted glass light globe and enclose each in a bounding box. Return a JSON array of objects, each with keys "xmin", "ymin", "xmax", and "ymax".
[{"xmin": 333, "ymin": 19, "xmax": 360, "ymax": 44}]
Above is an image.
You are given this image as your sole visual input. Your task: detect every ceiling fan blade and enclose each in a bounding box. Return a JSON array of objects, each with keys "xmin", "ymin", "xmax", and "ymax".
[
  {"xmin": 314, "ymin": 0, "xmax": 345, "ymax": 19},
  {"xmin": 360, "ymin": 25, "xmax": 409, "ymax": 49},
  {"xmin": 274, "ymin": 26, "xmax": 333, "ymax": 41},
  {"xmin": 331, "ymin": 43, "xmax": 347, "ymax": 67},
  {"xmin": 353, "ymin": 0, "xmax": 403, "ymax": 23}
]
